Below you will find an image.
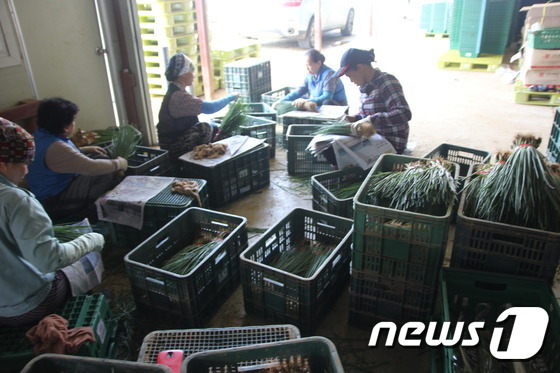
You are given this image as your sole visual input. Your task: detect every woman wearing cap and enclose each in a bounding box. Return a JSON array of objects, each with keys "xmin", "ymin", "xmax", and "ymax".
[
  {"xmin": 336, "ymin": 48, "xmax": 411, "ymax": 154},
  {"xmin": 157, "ymin": 53, "xmax": 239, "ymax": 159},
  {"xmin": 0, "ymin": 118, "xmax": 105, "ymax": 327},
  {"xmin": 278, "ymin": 49, "xmax": 347, "ymax": 110},
  {"xmin": 27, "ymin": 97, "xmax": 128, "ymax": 222}
]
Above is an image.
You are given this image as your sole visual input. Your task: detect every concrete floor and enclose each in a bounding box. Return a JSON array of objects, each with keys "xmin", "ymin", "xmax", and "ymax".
[{"xmin": 134, "ymin": 3, "xmax": 557, "ymax": 372}]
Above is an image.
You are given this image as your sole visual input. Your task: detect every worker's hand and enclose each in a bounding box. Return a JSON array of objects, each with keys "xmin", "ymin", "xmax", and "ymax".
[
  {"xmin": 351, "ymin": 116, "xmax": 376, "ymax": 138},
  {"xmin": 292, "ymin": 98, "xmax": 308, "ymax": 110},
  {"xmin": 344, "ymin": 115, "xmax": 359, "ymax": 123},
  {"xmin": 115, "ymin": 156, "xmax": 128, "ymax": 171},
  {"xmin": 81, "ymin": 145, "xmax": 107, "ymax": 155},
  {"xmin": 61, "ymin": 232, "xmax": 105, "ymax": 266},
  {"xmin": 81, "ymin": 232, "xmax": 105, "ymax": 252},
  {"xmin": 303, "ymin": 101, "xmax": 318, "ymax": 112}
]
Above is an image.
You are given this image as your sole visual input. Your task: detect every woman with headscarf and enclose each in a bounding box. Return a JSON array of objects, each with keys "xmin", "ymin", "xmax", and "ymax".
[{"xmin": 157, "ymin": 53, "xmax": 238, "ymax": 159}]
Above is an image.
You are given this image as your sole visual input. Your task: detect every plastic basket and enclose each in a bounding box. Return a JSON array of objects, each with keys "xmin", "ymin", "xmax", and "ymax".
[
  {"xmin": 239, "ymin": 115, "xmax": 276, "ymax": 159},
  {"xmin": 137, "ymin": 325, "xmax": 301, "ymax": 363},
  {"xmin": 97, "ymin": 142, "xmax": 170, "ymax": 176},
  {"xmin": 286, "ymin": 124, "xmax": 333, "ymax": 175},
  {"xmin": 422, "ymin": 143, "xmax": 490, "ymax": 178},
  {"xmin": 547, "ymin": 115, "xmax": 560, "ymax": 163},
  {"xmin": 124, "ymin": 207, "xmax": 248, "ymax": 327},
  {"xmin": 22, "ymin": 354, "xmax": 171, "ymax": 373},
  {"xmin": 244, "ymin": 102, "xmax": 277, "ymax": 122},
  {"xmin": 136, "ymin": 1, "xmax": 195, "ymax": 14},
  {"xmin": 280, "ymin": 113, "xmax": 331, "ymax": 147},
  {"xmin": 527, "ymin": 28, "xmax": 560, "ymax": 50},
  {"xmin": 182, "ymin": 336, "xmax": 344, "ymax": 373},
  {"xmin": 179, "ymin": 144, "xmax": 270, "ymax": 208},
  {"xmin": 224, "ymin": 58, "xmax": 272, "ymax": 100},
  {"xmin": 450, "ymin": 167, "xmax": 560, "ymax": 283},
  {"xmin": 0, "ymin": 294, "xmax": 115, "ymax": 373},
  {"xmin": 352, "ymin": 154, "xmax": 458, "ymax": 289},
  {"xmin": 311, "ymin": 167, "xmax": 369, "ymax": 219},
  {"xmin": 261, "ymin": 86, "xmax": 296, "ymax": 106},
  {"xmin": 109, "ymin": 178, "xmax": 208, "ymax": 249},
  {"xmin": 348, "ymin": 268, "xmax": 437, "ymax": 327},
  {"xmin": 240, "ymin": 208, "xmax": 353, "ymax": 335},
  {"xmin": 439, "ymin": 268, "xmax": 560, "ymax": 373},
  {"xmin": 138, "ymin": 10, "xmax": 196, "ymax": 27}
]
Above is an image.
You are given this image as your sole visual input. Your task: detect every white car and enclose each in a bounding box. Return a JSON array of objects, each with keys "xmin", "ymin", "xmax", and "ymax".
[{"xmin": 238, "ymin": 0, "xmax": 355, "ymax": 48}]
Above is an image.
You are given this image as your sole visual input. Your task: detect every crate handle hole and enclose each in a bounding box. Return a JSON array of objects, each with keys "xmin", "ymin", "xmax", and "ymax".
[
  {"xmin": 211, "ymin": 220, "xmax": 229, "ymax": 227},
  {"xmin": 264, "ymin": 277, "xmax": 284, "ymax": 287},
  {"xmin": 156, "ymin": 236, "xmax": 170, "ymax": 249},
  {"xmin": 146, "ymin": 277, "xmax": 165, "ymax": 286},
  {"xmin": 215, "ymin": 251, "xmax": 226, "ymax": 264},
  {"xmin": 150, "ymin": 165, "xmax": 161, "ymax": 173},
  {"xmin": 317, "ymin": 222, "xmax": 336, "ymax": 230}
]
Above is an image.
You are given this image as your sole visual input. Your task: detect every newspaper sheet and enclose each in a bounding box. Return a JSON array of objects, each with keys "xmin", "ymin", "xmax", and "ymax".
[
  {"xmin": 178, "ymin": 135, "xmax": 265, "ymax": 167},
  {"xmin": 95, "ymin": 176, "xmax": 174, "ymax": 229},
  {"xmin": 278, "ymin": 104, "xmax": 348, "ymax": 121}
]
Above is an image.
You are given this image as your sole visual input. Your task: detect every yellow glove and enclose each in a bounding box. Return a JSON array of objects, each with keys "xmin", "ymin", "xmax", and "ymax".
[
  {"xmin": 351, "ymin": 117, "xmax": 376, "ymax": 138},
  {"xmin": 292, "ymin": 98, "xmax": 308, "ymax": 110}
]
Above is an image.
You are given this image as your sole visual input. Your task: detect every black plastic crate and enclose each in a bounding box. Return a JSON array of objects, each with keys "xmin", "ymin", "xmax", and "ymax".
[
  {"xmin": 439, "ymin": 268, "xmax": 560, "ymax": 373},
  {"xmin": 311, "ymin": 167, "xmax": 369, "ymax": 219},
  {"xmin": 261, "ymin": 86, "xmax": 296, "ymax": 106},
  {"xmin": 279, "ymin": 113, "xmax": 331, "ymax": 147},
  {"xmin": 180, "ymin": 144, "xmax": 270, "ymax": 208},
  {"xmin": 547, "ymin": 116, "xmax": 560, "ymax": 163},
  {"xmin": 108, "ymin": 178, "xmax": 208, "ymax": 249},
  {"xmin": 240, "ymin": 115, "xmax": 276, "ymax": 159},
  {"xmin": 137, "ymin": 325, "xmax": 301, "ymax": 363},
  {"xmin": 422, "ymin": 143, "xmax": 491, "ymax": 178},
  {"xmin": 240, "ymin": 208, "xmax": 353, "ymax": 335},
  {"xmin": 450, "ymin": 166, "xmax": 560, "ymax": 284},
  {"xmin": 245, "ymin": 102, "xmax": 277, "ymax": 122},
  {"xmin": 97, "ymin": 142, "xmax": 170, "ymax": 176},
  {"xmin": 124, "ymin": 208, "xmax": 248, "ymax": 327},
  {"xmin": 286, "ymin": 124, "xmax": 333, "ymax": 175},
  {"xmin": 22, "ymin": 354, "xmax": 172, "ymax": 373},
  {"xmin": 182, "ymin": 337, "xmax": 344, "ymax": 372},
  {"xmin": 0, "ymin": 294, "xmax": 115, "ymax": 373}
]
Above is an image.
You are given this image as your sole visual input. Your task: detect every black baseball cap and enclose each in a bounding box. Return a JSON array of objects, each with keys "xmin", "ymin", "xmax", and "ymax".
[{"xmin": 336, "ymin": 48, "xmax": 375, "ymax": 77}]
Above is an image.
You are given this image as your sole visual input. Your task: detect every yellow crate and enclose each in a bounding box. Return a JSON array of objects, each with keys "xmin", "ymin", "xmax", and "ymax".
[
  {"xmin": 138, "ymin": 10, "xmax": 196, "ymax": 26},
  {"xmin": 140, "ymin": 22, "xmax": 196, "ymax": 38},
  {"xmin": 141, "ymin": 33, "xmax": 198, "ymax": 49},
  {"xmin": 136, "ymin": 1, "xmax": 195, "ymax": 14}
]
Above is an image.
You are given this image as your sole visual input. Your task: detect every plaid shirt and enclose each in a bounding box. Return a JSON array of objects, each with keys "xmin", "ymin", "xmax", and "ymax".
[{"xmin": 357, "ymin": 68, "xmax": 411, "ymax": 154}]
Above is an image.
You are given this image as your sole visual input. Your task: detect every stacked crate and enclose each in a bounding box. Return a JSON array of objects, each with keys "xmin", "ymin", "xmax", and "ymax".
[
  {"xmin": 136, "ymin": 0, "xmax": 199, "ymax": 96},
  {"xmin": 212, "ymin": 41, "xmax": 261, "ymax": 90},
  {"xmin": 349, "ymin": 154, "xmax": 458, "ymax": 327},
  {"xmin": 224, "ymin": 58, "xmax": 272, "ymax": 103},
  {"xmin": 419, "ymin": 1, "xmax": 452, "ymax": 34},
  {"xmin": 547, "ymin": 107, "xmax": 560, "ymax": 163}
]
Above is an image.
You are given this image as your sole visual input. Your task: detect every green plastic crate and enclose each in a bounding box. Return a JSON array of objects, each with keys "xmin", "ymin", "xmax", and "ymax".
[
  {"xmin": 0, "ymin": 294, "xmax": 115, "ymax": 373},
  {"xmin": 22, "ymin": 354, "xmax": 172, "ymax": 373},
  {"xmin": 261, "ymin": 86, "xmax": 296, "ymax": 106},
  {"xmin": 244, "ymin": 102, "xmax": 277, "ymax": 122},
  {"xmin": 137, "ymin": 325, "xmax": 300, "ymax": 363},
  {"xmin": 180, "ymin": 143, "xmax": 269, "ymax": 208},
  {"xmin": 97, "ymin": 142, "xmax": 170, "ymax": 176},
  {"xmin": 240, "ymin": 115, "xmax": 277, "ymax": 159},
  {"xmin": 124, "ymin": 207, "xmax": 248, "ymax": 327},
  {"xmin": 286, "ymin": 124, "xmax": 333, "ymax": 175},
  {"xmin": 440, "ymin": 268, "xmax": 560, "ymax": 373},
  {"xmin": 352, "ymin": 154, "xmax": 458, "ymax": 289},
  {"xmin": 280, "ymin": 113, "xmax": 331, "ymax": 148},
  {"xmin": 311, "ymin": 167, "xmax": 368, "ymax": 219},
  {"xmin": 548, "ymin": 109, "xmax": 560, "ymax": 163},
  {"xmin": 450, "ymin": 166, "xmax": 560, "ymax": 283},
  {"xmin": 527, "ymin": 28, "xmax": 560, "ymax": 50},
  {"xmin": 240, "ymin": 208, "xmax": 353, "ymax": 335},
  {"xmin": 109, "ymin": 178, "xmax": 208, "ymax": 249},
  {"xmin": 182, "ymin": 336, "xmax": 344, "ymax": 372}
]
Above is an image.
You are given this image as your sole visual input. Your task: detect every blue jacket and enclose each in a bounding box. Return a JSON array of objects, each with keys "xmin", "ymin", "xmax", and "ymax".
[
  {"xmin": 27, "ymin": 129, "xmax": 77, "ymax": 201},
  {"xmin": 283, "ymin": 64, "xmax": 347, "ymax": 105}
]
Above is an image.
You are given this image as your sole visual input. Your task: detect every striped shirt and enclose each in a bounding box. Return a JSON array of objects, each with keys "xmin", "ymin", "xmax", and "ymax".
[{"xmin": 357, "ymin": 68, "xmax": 411, "ymax": 154}]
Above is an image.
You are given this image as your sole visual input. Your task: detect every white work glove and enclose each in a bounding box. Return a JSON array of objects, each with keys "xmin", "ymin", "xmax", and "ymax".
[
  {"xmin": 61, "ymin": 232, "xmax": 105, "ymax": 265},
  {"xmin": 351, "ymin": 116, "xmax": 376, "ymax": 138},
  {"xmin": 115, "ymin": 156, "xmax": 128, "ymax": 171},
  {"xmin": 292, "ymin": 98, "xmax": 308, "ymax": 110},
  {"xmin": 80, "ymin": 145, "xmax": 107, "ymax": 155}
]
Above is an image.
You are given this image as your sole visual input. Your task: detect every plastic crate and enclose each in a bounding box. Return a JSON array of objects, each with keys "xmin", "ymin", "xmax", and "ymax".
[
  {"xmin": 124, "ymin": 207, "xmax": 248, "ymax": 327},
  {"xmin": 422, "ymin": 143, "xmax": 490, "ymax": 178},
  {"xmin": 261, "ymin": 86, "xmax": 296, "ymax": 106},
  {"xmin": 348, "ymin": 269, "xmax": 437, "ymax": 327},
  {"xmin": 179, "ymin": 144, "xmax": 270, "ymax": 208},
  {"xmin": 0, "ymin": 294, "xmax": 115, "ymax": 373},
  {"xmin": 352, "ymin": 154, "xmax": 458, "ymax": 288},
  {"xmin": 142, "ymin": 33, "xmax": 198, "ymax": 50},
  {"xmin": 137, "ymin": 325, "xmax": 301, "ymax": 363},
  {"xmin": 450, "ymin": 168, "xmax": 560, "ymax": 283},
  {"xmin": 138, "ymin": 10, "xmax": 196, "ymax": 27},
  {"xmin": 527, "ymin": 28, "xmax": 560, "ymax": 50},
  {"xmin": 547, "ymin": 116, "xmax": 560, "ymax": 163},
  {"xmin": 244, "ymin": 102, "xmax": 277, "ymax": 122},
  {"xmin": 224, "ymin": 58, "xmax": 272, "ymax": 99},
  {"xmin": 97, "ymin": 142, "xmax": 170, "ymax": 176},
  {"xmin": 439, "ymin": 268, "xmax": 560, "ymax": 373},
  {"xmin": 182, "ymin": 336, "xmax": 344, "ymax": 373},
  {"xmin": 240, "ymin": 115, "xmax": 276, "ymax": 159},
  {"xmin": 286, "ymin": 124, "xmax": 333, "ymax": 175},
  {"xmin": 109, "ymin": 178, "xmax": 208, "ymax": 249},
  {"xmin": 311, "ymin": 167, "xmax": 369, "ymax": 219},
  {"xmin": 136, "ymin": 0, "xmax": 195, "ymax": 14},
  {"xmin": 140, "ymin": 23, "xmax": 196, "ymax": 38},
  {"xmin": 22, "ymin": 354, "xmax": 171, "ymax": 373},
  {"xmin": 240, "ymin": 208, "xmax": 353, "ymax": 335}
]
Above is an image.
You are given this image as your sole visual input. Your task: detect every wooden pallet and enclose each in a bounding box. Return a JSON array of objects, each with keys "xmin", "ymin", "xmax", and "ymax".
[{"xmin": 437, "ymin": 50, "xmax": 503, "ymax": 72}]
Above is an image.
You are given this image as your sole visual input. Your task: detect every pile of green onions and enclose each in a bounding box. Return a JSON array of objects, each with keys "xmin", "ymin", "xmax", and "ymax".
[
  {"xmin": 215, "ymin": 100, "xmax": 248, "ymax": 140},
  {"xmin": 53, "ymin": 224, "xmax": 91, "ymax": 243},
  {"xmin": 311, "ymin": 122, "xmax": 352, "ymax": 136},
  {"xmin": 106, "ymin": 124, "xmax": 142, "ymax": 159},
  {"xmin": 274, "ymin": 101, "xmax": 296, "ymax": 116},
  {"xmin": 463, "ymin": 135, "xmax": 560, "ymax": 232},
  {"xmin": 266, "ymin": 240, "xmax": 335, "ymax": 278},
  {"xmin": 331, "ymin": 181, "xmax": 363, "ymax": 199},
  {"xmin": 160, "ymin": 233, "xmax": 227, "ymax": 275},
  {"xmin": 366, "ymin": 159, "xmax": 457, "ymax": 216}
]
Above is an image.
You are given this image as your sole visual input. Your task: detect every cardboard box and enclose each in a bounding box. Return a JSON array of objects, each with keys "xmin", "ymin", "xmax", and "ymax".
[
  {"xmin": 519, "ymin": 67, "xmax": 560, "ymax": 86},
  {"xmin": 522, "ymin": 3, "xmax": 560, "ymax": 39},
  {"xmin": 523, "ymin": 47, "xmax": 560, "ymax": 69}
]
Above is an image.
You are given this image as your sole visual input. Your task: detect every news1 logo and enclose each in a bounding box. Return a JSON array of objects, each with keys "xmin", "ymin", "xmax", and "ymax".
[{"xmin": 368, "ymin": 307, "xmax": 549, "ymax": 359}]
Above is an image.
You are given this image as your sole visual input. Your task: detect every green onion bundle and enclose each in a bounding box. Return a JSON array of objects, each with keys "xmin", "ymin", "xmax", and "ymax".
[
  {"xmin": 266, "ymin": 240, "xmax": 335, "ymax": 278},
  {"xmin": 274, "ymin": 101, "xmax": 296, "ymax": 116},
  {"xmin": 216, "ymin": 100, "xmax": 248, "ymax": 140},
  {"xmin": 331, "ymin": 181, "xmax": 363, "ymax": 199},
  {"xmin": 311, "ymin": 122, "xmax": 352, "ymax": 136},
  {"xmin": 53, "ymin": 224, "xmax": 91, "ymax": 243},
  {"xmin": 463, "ymin": 135, "xmax": 560, "ymax": 232},
  {"xmin": 160, "ymin": 233, "xmax": 227, "ymax": 275},
  {"xmin": 366, "ymin": 159, "xmax": 457, "ymax": 216},
  {"xmin": 106, "ymin": 124, "xmax": 142, "ymax": 159}
]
